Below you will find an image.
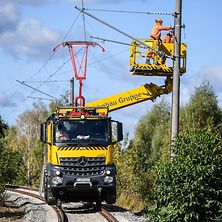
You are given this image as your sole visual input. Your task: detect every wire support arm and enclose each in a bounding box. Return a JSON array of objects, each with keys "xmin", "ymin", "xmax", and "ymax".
[
  {"xmin": 75, "ymin": 7, "xmax": 150, "ymax": 49},
  {"xmin": 75, "ymin": 6, "xmax": 174, "ymax": 60},
  {"xmin": 91, "ymin": 36, "xmax": 145, "ymax": 48},
  {"xmin": 16, "ymin": 80, "xmax": 57, "ymax": 100}
]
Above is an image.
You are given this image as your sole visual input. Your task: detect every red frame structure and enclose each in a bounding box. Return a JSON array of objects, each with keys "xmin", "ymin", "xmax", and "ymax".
[{"xmin": 53, "ymin": 41, "xmax": 105, "ymax": 107}]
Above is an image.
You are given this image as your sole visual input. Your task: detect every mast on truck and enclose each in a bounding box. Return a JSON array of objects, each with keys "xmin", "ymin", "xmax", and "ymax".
[{"xmin": 53, "ymin": 41, "xmax": 105, "ymax": 107}]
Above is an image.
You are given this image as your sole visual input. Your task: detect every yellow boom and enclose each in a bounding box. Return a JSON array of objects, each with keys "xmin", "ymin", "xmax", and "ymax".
[{"xmin": 86, "ymin": 77, "xmax": 172, "ymax": 113}]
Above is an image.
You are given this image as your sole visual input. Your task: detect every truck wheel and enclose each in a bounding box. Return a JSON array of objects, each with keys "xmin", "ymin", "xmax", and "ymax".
[
  {"xmin": 45, "ymin": 189, "xmax": 57, "ymax": 205},
  {"xmin": 105, "ymin": 190, "xmax": 116, "ymax": 204},
  {"xmin": 57, "ymin": 198, "xmax": 62, "ymax": 207}
]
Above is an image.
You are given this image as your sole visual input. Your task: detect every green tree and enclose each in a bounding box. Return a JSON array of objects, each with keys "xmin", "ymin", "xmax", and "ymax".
[
  {"xmin": 0, "ymin": 118, "xmax": 21, "ymax": 204},
  {"xmin": 180, "ymin": 82, "xmax": 222, "ymax": 134},
  {"xmin": 49, "ymin": 90, "xmax": 70, "ymax": 112},
  {"xmin": 115, "ymin": 100, "xmax": 171, "ymax": 211},
  {"xmin": 6, "ymin": 101, "xmax": 48, "ymax": 186},
  {"xmin": 150, "ymin": 131, "xmax": 222, "ymax": 222},
  {"xmin": 116, "ymin": 83, "xmax": 222, "ymax": 212},
  {"xmin": 0, "ymin": 116, "xmax": 8, "ymax": 138}
]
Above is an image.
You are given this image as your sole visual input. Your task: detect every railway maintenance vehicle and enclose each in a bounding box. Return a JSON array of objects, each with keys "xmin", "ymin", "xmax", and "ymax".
[{"xmin": 40, "ymin": 34, "xmax": 186, "ymax": 207}]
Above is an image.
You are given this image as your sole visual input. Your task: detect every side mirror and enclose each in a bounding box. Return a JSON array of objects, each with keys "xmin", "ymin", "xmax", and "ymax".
[
  {"xmin": 40, "ymin": 122, "xmax": 47, "ymax": 143},
  {"xmin": 111, "ymin": 121, "xmax": 123, "ymax": 142},
  {"xmin": 116, "ymin": 121, "xmax": 123, "ymax": 142}
]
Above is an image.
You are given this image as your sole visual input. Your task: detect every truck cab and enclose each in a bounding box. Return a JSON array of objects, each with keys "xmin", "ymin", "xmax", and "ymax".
[{"xmin": 40, "ymin": 106, "xmax": 123, "ymax": 206}]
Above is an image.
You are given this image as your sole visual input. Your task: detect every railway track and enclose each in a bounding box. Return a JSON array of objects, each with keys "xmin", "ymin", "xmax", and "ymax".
[
  {"xmin": 100, "ymin": 207, "xmax": 119, "ymax": 222},
  {"xmin": 6, "ymin": 185, "xmax": 119, "ymax": 222},
  {"xmin": 6, "ymin": 185, "xmax": 66, "ymax": 222}
]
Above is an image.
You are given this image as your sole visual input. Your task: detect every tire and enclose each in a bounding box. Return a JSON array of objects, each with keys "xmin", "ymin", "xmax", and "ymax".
[
  {"xmin": 57, "ymin": 198, "xmax": 62, "ymax": 207},
  {"xmin": 105, "ymin": 189, "xmax": 116, "ymax": 204},
  {"xmin": 45, "ymin": 188, "xmax": 57, "ymax": 205},
  {"xmin": 43, "ymin": 172, "xmax": 57, "ymax": 205}
]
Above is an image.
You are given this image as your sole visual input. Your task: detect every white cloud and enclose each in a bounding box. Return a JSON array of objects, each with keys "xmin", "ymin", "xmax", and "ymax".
[
  {"xmin": 0, "ymin": 19, "xmax": 61, "ymax": 60},
  {"xmin": 199, "ymin": 65, "xmax": 222, "ymax": 89},
  {"xmin": 179, "ymin": 65, "xmax": 222, "ymax": 107},
  {"xmin": 0, "ymin": 91, "xmax": 16, "ymax": 107},
  {"xmin": 3, "ymin": 0, "xmax": 54, "ymax": 6},
  {"xmin": 0, "ymin": 2, "xmax": 19, "ymax": 33},
  {"xmin": 0, "ymin": 1, "xmax": 63, "ymax": 60}
]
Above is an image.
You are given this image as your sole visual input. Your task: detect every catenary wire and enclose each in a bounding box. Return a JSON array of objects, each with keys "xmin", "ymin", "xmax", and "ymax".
[
  {"xmin": 23, "ymin": 80, "xmax": 69, "ymax": 83},
  {"xmin": 9, "ymin": 11, "xmax": 82, "ymax": 102},
  {"xmin": 17, "ymin": 80, "xmax": 57, "ymax": 100},
  {"xmin": 84, "ymin": 8, "xmax": 173, "ymax": 16},
  {"xmin": 24, "ymin": 46, "xmax": 85, "ymax": 101},
  {"xmin": 27, "ymin": 96, "xmax": 55, "ymax": 101},
  {"xmin": 32, "ymin": 11, "xmax": 82, "ymax": 79},
  {"xmin": 88, "ymin": 48, "xmax": 129, "ymax": 66}
]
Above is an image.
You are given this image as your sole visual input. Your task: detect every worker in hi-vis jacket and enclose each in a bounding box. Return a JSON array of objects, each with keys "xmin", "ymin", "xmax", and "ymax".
[{"xmin": 150, "ymin": 18, "xmax": 173, "ymax": 42}]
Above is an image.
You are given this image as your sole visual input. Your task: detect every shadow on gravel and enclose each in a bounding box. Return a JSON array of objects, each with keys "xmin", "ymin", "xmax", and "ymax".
[
  {"xmin": 103, "ymin": 204, "xmax": 128, "ymax": 213},
  {"xmin": 0, "ymin": 210, "xmax": 24, "ymax": 218},
  {"xmin": 0, "ymin": 205, "xmax": 25, "ymax": 220},
  {"xmin": 63, "ymin": 204, "xmax": 97, "ymax": 214}
]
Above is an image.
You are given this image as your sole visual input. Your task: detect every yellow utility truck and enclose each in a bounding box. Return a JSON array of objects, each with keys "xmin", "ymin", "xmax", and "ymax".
[
  {"xmin": 40, "ymin": 106, "xmax": 123, "ymax": 206},
  {"xmin": 40, "ymin": 77, "xmax": 172, "ymax": 207}
]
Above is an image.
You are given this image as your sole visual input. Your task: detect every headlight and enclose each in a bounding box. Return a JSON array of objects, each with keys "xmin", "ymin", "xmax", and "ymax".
[
  {"xmin": 104, "ymin": 176, "xmax": 113, "ymax": 183},
  {"xmin": 106, "ymin": 170, "xmax": 111, "ymax": 175},
  {"xmin": 55, "ymin": 170, "xmax": 60, "ymax": 176},
  {"xmin": 52, "ymin": 176, "xmax": 63, "ymax": 185},
  {"xmin": 52, "ymin": 167, "xmax": 62, "ymax": 176}
]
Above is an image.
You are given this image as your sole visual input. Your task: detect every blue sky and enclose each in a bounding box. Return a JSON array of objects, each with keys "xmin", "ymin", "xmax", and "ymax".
[{"xmin": 0, "ymin": 0, "xmax": 222, "ymax": 139}]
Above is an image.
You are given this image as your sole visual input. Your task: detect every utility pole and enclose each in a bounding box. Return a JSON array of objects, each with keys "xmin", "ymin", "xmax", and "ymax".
[
  {"xmin": 70, "ymin": 77, "xmax": 74, "ymax": 106},
  {"xmin": 170, "ymin": 0, "xmax": 182, "ymax": 159}
]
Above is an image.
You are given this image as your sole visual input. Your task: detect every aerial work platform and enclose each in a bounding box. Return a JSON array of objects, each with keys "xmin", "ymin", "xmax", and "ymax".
[{"xmin": 129, "ymin": 39, "xmax": 187, "ymax": 76}]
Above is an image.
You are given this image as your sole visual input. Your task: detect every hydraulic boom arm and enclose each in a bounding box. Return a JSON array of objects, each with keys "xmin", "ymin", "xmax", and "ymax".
[{"xmin": 86, "ymin": 77, "xmax": 172, "ymax": 113}]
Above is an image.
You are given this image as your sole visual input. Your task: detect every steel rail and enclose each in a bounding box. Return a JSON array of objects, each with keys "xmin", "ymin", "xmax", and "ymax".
[
  {"xmin": 6, "ymin": 185, "xmax": 66, "ymax": 222},
  {"xmin": 99, "ymin": 207, "xmax": 118, "ymax": 222}
]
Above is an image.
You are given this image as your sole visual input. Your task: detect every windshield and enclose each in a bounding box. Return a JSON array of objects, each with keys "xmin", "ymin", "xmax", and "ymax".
[{"xmin": 54, "ymin": 119, "xmax": 110, "ymax": 146}]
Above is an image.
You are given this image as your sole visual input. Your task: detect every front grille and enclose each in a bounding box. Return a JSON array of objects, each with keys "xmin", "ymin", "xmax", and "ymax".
[{"xmin": 60, "ymin": 157, "xmax": 106, "ymax": 177}]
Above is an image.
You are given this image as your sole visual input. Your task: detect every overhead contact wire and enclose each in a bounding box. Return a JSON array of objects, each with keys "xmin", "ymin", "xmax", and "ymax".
[
  {"xmin": 25, "ymin": 57, "xmax": 71, "ymax": 100},
  {"xmin": 62, "ymin": 11, "xmax": 81, "ymax": 42},
  {"xmin": 25, "ymin": 47, "xmax": 84, "ymax": 100},
  {"xmin": 84, "ymin": 8, "xmax": 173, "ymax": 16},
  {"xmin": 88, "ymin": 48, "xmax": 128, "ymax": 66}
]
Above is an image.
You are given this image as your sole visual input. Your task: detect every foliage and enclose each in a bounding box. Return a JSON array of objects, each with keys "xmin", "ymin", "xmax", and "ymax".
[
  {"xmin": 0, "ymin": 116, "xmax": 8, "ymax": 138},
  {"xmin": 48, "ymin": 90, "xmax": 70, "ymax": 112},
  {"xmin": 150, "ymin": 131, "xmax": 222, "ymax": 222},
  {"xmin": 115, "ymin": 83, "xmax": 222, "ymax": 213},
  {"xmin": 180, "ymin": 82, "xmax": 222, "ymax": 134},
  {"xmin": 6, "ymin": 101, "xmax": 48, "ymax": 186},
  {"xmin": 5, "ymin": 93, "xmax": 70, "ymax": 187},
  {"xmin": 114, "ymin": 100, "xmax": 171, "ymax": 211},
  {"xmin": 130, "ymin": 100, "xmax": 171, "ymax": 202},
  {"xmin": 116, "ymin": 192, "xmax": 144, "ymax": 213},
  {"xmin": 0, "ymin": 119, "xmax": 21, "ymax": 204}
]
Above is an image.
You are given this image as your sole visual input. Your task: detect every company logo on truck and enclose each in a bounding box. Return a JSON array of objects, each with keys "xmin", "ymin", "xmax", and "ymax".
[
  {"xmin": 78, "ymin": 156, "xmax": 88, "ymax": 166},
  {"xmin": 101, "ymin": 92, "xmax": 143, "ymax": 108}
]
